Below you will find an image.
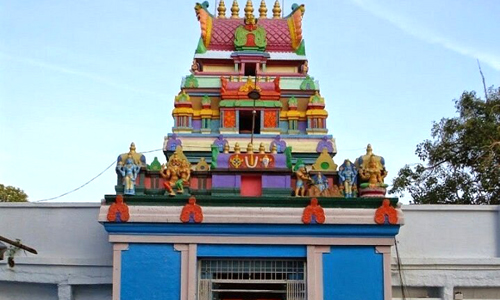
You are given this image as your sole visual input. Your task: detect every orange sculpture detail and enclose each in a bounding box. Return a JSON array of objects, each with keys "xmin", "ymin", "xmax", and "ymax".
[
  {"xmin": 223, "ymin": 110, "xmax": 236, "ymax": 128},
  {"xmin": 374, "ymin": 199, "xmax": 398, "ymax": 225},
  {"xmin": 302, "ymin": 198, "xmax": 325, "ymax": 224},
  {"xmin": 107, "ymin": 194, "xmax": 130, "ymax": 222},
  {"xmin": 180, "ymin": 196, "xmax": 203, "ymax": 223},
  {"xmin": 264, "ymin": 111, "xmax": 277, "ymax": 128}
]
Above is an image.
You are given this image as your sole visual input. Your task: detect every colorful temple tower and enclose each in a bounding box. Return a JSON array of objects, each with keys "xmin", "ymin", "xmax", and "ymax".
[{"xmin": 100, "ymin": 1, "xmax": 404, "ymax": 300}]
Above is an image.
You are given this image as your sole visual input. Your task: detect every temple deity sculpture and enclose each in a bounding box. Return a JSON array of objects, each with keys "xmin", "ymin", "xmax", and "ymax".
[
  {"xmin": 355, "ymin": 144, "xmax": 388, "ymax": 197},
  {"xmin": 116, "ymin": 155, "xmax": 141, "ymax": 195},
  {"xmin": 338, "ymin": 159, "xmax": 357, "ymax": 198},
  {"xmin": 294, "ymin": 162, "xmax": 310, "ymax": 197},
  {"xmin": 115, "ymin": 143, "xmax": 146, "ymax": 195},
  {"xmin": 312, "ymin": 172, "xmax": 328, "ymax": 193},
  {"xmin": 161, "ymin": 153, "xmax": 190, "ymax": 196},
  {"xmin": 359, "ymin": 156, "xmax": 387, "ymax": 187}
]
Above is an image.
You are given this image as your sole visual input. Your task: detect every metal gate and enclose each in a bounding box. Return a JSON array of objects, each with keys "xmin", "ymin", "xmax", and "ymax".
[{"xmin": 198, "ymin": 259, "xmax": 307, "ymax": 300}]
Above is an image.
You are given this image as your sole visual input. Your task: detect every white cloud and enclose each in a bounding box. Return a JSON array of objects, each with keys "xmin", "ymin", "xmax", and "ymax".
[
  {"xmin": 0, "ymin": 52, "xmax": 164, "ymax": 97},
  {"xmin": 349, "ymin": 0, "xmax": 500, "ymax": 71}
]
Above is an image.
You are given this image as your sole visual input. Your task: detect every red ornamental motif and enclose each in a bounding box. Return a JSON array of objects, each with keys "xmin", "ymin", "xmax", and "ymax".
[
  {"xmin": 302, "ymin": 198, "xmax": 325, "ymax": 224},
  {"xmin": 223, "ymin": 110, "xmax": 236, "ymax": 128},
  {"xmin": 180, "ymin": 196, "xmax": 203, "ymax": 223},
  {"xmin": 107, "ymin": 194, "xmax": 130, "ymax": 222},
  {"xmin": 264, "ymin": 111, "xmax": 277, "ymax": 128},
  {"xmin": 374, "ymin": 199, "xmax": 398, "ymax": 225}
]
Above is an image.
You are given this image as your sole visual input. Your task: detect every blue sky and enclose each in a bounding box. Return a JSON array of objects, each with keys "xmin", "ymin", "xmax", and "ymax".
[{"xmin": 1, "ymin": 0, "xmax": 499, "ymax": 202}]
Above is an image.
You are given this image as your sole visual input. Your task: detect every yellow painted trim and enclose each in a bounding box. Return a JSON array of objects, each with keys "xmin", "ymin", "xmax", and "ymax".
[
  {"xmin": 205, "ymin": 15, "xmax": 213, "ymax": 47},
  {"xmin": 287, "ymin": 17, "xmax": 297, "ymax": 50},
  {"xmin": 306, "ymin": 109, "xmax": 328, "ymax": 117},
  {"xmin": 200, "ymin": 109, "xmax": 213, "ymax": 117},
  {"xmin": 173, "ymin": 107, "xmax": 194, "ymax": 115}
]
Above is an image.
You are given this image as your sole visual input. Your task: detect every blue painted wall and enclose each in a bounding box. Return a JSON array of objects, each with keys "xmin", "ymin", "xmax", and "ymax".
[
  {"xmin": 323, "ymin": 246, "xmax": 383, "ymax": 300},
  {"xmin": 121, "ymin": 244, "xmax": 181, "ymax": 300},
  {"xmin": 198, "ymin": 244, "xmax": 306, "ymax": 257}
]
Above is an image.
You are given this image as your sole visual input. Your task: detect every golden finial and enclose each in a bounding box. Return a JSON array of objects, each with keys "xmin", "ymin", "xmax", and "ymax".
[
  {"xmin": 259, "ymin": 143, "xmax": 266, "ymax": 154},
  {"xmin": 271, "ymin": 144, "xmax": 278, "ymax": 154},
  {"xmin": 234, "ymin": 142, "xmax": 241, "ymax": 154},
  {"xmin": 231, "ymin": 0, "xmax": 240, "ymax": 18},
  {"xmin": 244, "ymin": 0, "xmax": 254, "ymax": 20},
  {"xmin": 259, "ymin": 0, "xmax": 267, "ymax": 18},
  {"xmin": 217, "ymin": 0, "xmax": 227, "ymax": 18},
  {"xmin": 247, "ymin": 143, "xmax": 254, "ymax": 154},
  {"xmin": 272, "ymin": 0, "xmax": 281, "ymax": 19},
  {"xmin": 223, "ymin": 143, "xmax": 230, "ymax": 153},
  {"xmin": 129, "ymin": 142, "xmax": 136, "ymax": 153}
]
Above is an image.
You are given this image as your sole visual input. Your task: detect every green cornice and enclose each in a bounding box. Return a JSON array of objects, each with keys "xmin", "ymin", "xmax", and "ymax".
[{"xmin": 104, "ymin": 194, "xmax": 399, "ymax": 208}]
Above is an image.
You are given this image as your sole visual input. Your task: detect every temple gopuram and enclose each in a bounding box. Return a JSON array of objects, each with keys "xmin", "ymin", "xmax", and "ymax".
[{"xmin": 99, "ymin": 1, "xmax": 404, "ymax": 300}]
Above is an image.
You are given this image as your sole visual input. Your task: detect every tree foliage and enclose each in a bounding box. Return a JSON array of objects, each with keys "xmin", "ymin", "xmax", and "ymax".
[
  {"xmin": 0, "ymin": 184, "xmax": 28, "ymax": 202},
  {"xmin": 390, "ymin": 88, "xmax": 500, "ymax": 204}
]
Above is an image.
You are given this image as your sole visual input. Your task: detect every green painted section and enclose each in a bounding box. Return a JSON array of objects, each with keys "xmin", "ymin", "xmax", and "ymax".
[
  {"xmin": 220, "ymin": 100, "xmax": 282, "ymax": 107},
  {"xmin": 105, "ymin": 194, "xmax": 398, "ymax": 209},
  {"xmin": 295, "ymin": 40, "xmax": 306, "ymax": 56},
  {"xmin": 184, "ymin": 76, "xmax": 311, "ymax": 90},
  {"xmin": 262, "ymin": 188, "xmax": 293, "ymax": 195},
  {"xmin": 234, "ymin": 25, "xmax": 267, "ymax": 51},
  {"xmin": 285, "ymin": 147, "xmax": 293, "ymax": 169},
  {"xmin": 184, "ymin": 74, "xmax": 199, "ymax": 88},
  {"xmin": 147, "ymin": 157, "xmax": 162, "ymax": 171},
  {"xmin": 196, "ymin": 37, "xmax": 207, "ymax": 54},
  {"xmin": 211, "ymin": 145, "xmax": 218, "ymax": 169},
  {"xmin": 300, "ymin": 75, "xmax": 316, "ymax": 90}
]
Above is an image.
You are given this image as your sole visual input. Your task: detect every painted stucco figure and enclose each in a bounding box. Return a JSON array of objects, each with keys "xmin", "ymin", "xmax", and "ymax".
[
  {"xmin": 116, "ymin": 155, "xmax": 141, "ymax": 195},
  {"xmin": 356, "ymin": 144, "xmax": 388, "ymax": 197},
  {"xmin": 359, "ymin": 155, "xmax": 387, "ymax": 188},
  {"xmin": 294, "ymin": 161, "xmax": 310, "ymax": 197},
  {"xmin": 307, "ymin": 172, "xmax": 342, "ymax": 197},
  {"xmin": 161, "ymin": 153, "xmax": 190, "ymax": 196},
  {"xmin": 338, "ymin": 159, "xmax": 358, "ymax": 198}
]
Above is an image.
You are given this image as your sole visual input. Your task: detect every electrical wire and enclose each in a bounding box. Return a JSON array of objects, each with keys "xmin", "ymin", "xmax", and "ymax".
[
  {"xmin": 394, "ymin": 236, "xmax": 409, "ymax": 300},
  {"xmin": 33, "ymin": 148, "xmax": 162, "ymax": 202}
]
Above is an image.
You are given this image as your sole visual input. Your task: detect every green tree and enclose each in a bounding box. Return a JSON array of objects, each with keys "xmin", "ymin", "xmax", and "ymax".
[
  {"xmin": 0, "ymin": 184, "xmax": 28, "ymax": 202},
  {"xmin": 390, "ymin": 88, "xmax": 500, "ymax": 204}
]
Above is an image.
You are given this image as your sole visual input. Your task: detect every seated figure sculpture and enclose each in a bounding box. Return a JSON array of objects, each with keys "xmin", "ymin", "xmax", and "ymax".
[
  {"xmin": 356, "ymin": 144, "xmax": 388, "ymax": 197},
  {"xmin": 161, "ymin": 153, "xmax": 191, "ymax": 196},
  {"xmin": 307, "ymin": 172, "xmax": 342, "ymax": 197}
]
